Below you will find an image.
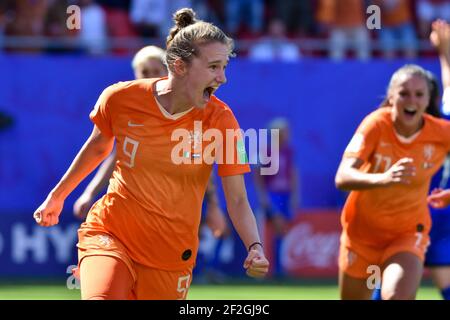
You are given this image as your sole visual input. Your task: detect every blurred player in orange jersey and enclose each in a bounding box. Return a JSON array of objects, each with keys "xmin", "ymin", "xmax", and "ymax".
[
  {"xmin": 33, "ymin": 8, "xmax": 268, "ymax": 300},
  {"xmin": 335, "ymin": 62, "xmax": 450, "ymax": 299},
  {"xmin": 73, "ymin": 45, "xmax": 228, "ymax": 238}
]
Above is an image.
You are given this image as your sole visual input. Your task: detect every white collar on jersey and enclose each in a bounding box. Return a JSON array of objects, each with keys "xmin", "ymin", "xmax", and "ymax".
[
  {"xmin": 154, "ymin": 80, "xmax": 194, "ymax": 120},
  {"xmin": 394, "ymin": 129, "xmax": 422, "ymax": 144}
]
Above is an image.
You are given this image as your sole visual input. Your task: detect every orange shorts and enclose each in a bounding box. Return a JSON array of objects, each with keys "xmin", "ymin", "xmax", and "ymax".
[
  {"xmin": 338, "ymin": 231, "xmax": 430, "ymax": 279},
  {"xmin": 76, "ymin": 228, "xmax": 193, "ymax": 300}
]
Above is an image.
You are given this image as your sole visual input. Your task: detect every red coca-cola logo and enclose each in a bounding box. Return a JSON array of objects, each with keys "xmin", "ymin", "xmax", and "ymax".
[
  {"xmin": 281, "ymin": 223, "xmax": 340, "ymax": 276},
  {"xmin": 265, "ymin": 211, "xmax": 342, "ymax": 277}
]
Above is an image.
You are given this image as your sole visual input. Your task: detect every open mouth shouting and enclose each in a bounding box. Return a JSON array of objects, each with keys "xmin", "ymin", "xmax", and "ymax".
[
  {"xmin": 203, "ymin": 86, "xmax": 217, "ymax": 103},
  {"xmin": 403, "ymin": 106, "xmax": 418, "ymax": 120}
]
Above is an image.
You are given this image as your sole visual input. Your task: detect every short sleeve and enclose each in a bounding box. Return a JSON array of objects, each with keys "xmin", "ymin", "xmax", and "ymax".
[
  {"xmin": 343, "ymin": 112, "xmax": 381, "ymax": 162},
  {"xmin": 89, "ymin": 85, "xmax": 117, "ymax": 137},
  {"xmin": 214, "ymin": 109, "xmax": 251, "ymax": 177}
]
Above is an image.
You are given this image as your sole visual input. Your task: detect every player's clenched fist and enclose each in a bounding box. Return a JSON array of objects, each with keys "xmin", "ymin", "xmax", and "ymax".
[
  {"xmin": 33, "ymin": 195, "xmax": 64, "ymax": 227},
  {"xmin": 243, "ymin": 248, "xmax": 269, "ymax": 278}
]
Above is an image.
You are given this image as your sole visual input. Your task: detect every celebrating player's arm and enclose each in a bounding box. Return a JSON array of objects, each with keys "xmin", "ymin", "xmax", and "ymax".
[
  {"xmin": 430, "ymin": 20, "xmax": 450, "ymax": 91},
  {"xmin": 428, "ymin": 19, "xmax": 450, "ymax": 210},
  {"xmin": 34, "ymin": 125, "xmax": 114, "ymax": 227},
  {"xmin": 335, "ymin": 156, "xmax": 416, "ymax": 191},
  {"xmin": 221, "ymin": 174, "xmax": 269, "ymax": 278}
]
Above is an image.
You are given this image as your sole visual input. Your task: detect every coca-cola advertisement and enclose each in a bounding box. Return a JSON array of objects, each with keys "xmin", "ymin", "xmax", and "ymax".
[{"xmin": 264, "ymin": 210, "xmax": 342, "ymax": 278}]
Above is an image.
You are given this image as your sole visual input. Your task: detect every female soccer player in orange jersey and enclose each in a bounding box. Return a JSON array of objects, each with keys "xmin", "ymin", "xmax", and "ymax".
[
  {"xmin": 73, "ymin": 45, "xmax": 228, "ymax": 238},
  {"xmin": 335, "ymin": 60, "xmax": 450, "ymax": 299},
  {"xmin": 33, "ymin": 8, "xmax": 269, "ymax": 300}
]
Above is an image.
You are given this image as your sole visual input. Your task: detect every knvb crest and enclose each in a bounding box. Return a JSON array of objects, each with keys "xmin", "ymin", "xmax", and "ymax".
[
  {"xmin": 423, "ymin": 144, "xmax": 435, "ymax": 169},
  {"xmin": 187, "ymin": 129, "xmax": 202, "ymax": 159},
  {"xmin": 188, "ymin": 130, "xmax": 202, "ymax": 149}
]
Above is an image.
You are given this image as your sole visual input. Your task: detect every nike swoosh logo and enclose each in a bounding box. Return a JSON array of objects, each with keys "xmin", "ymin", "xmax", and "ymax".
[{"xmin": 128, "ymin": 121, "xmax": 144, "ymax": 127}]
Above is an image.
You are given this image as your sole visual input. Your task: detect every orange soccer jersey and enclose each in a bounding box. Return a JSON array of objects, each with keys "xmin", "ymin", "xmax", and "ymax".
[
  {"xmin": 341, "ymin": 108, "xmax": 450, "ymax": 249},
  {"xmin": 77, "ymin": 78, "xmax": 250, "ymax": 273}
]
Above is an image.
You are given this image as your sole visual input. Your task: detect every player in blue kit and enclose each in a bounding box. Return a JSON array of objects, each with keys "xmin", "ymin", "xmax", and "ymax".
[{"xmin": 424, "ymin": 19, "xmax": 450, "ymax": 301}]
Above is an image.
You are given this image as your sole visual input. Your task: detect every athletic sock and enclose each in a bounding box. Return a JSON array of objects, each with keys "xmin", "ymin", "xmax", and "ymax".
[
  {"xmin": 441, "ymin": 286, "xmax": 450, "ymax": 300},
  {"xmin": 372, "ymin": 287, "xmax": 382, "ymax": 300}
]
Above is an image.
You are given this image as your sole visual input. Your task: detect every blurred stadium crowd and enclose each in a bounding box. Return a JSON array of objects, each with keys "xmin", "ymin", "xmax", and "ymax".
[{"xmin": 1, "ymin": 0, "xmax": 450, "ymax": 59}]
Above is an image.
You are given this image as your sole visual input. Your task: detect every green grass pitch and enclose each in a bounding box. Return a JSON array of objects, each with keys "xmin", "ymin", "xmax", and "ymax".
[{"xmin": 0, "ymin": 283, "xmax": 442, "ymax": 300}]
